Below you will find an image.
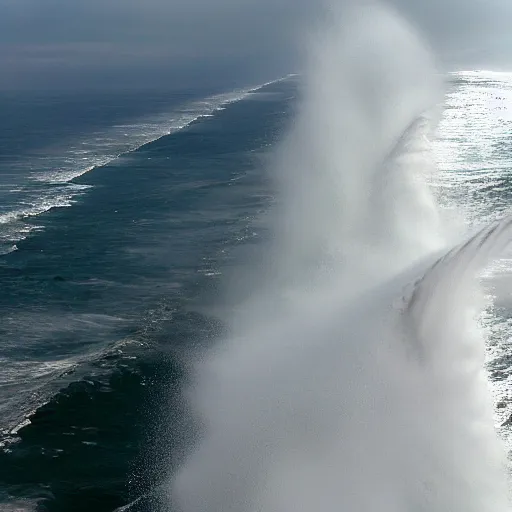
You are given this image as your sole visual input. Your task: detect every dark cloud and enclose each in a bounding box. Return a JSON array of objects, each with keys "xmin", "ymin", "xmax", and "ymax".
[
  {"xmin": 0, "ymin": 0, "xmax": 511, "ymax": 91},
  {"xmin": 0, "ymin": 0, "xmax": 316, "ymax": 90}
]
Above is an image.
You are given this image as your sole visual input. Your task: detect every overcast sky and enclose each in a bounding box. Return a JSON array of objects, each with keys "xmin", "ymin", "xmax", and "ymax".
[{"xmin": 1, "ymin": 0, "xmax": 511, "ymax": 91}]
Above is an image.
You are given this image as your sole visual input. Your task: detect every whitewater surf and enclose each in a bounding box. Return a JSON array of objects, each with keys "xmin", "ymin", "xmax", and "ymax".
[{"xmin": 166, "ymin": 2, "xmax": 512, "ymax": 512}]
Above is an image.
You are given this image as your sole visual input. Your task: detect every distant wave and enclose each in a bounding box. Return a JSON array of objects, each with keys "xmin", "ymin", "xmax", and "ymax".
[
  {"xmin": 0, "ymin": 76, "xmax": 292, "ymax": 255},
  {"xmin": 30, "ymin": 75, "xmax": 296, "ymax": 186}
]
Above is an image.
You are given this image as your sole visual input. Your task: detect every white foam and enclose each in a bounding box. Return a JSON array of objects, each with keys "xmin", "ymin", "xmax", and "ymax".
[
  {"xmin": 30, "ymin": 78, "xmax": 289, "ymax": 186},
  {"xmin": 169, "ymin": 5, "xmax": 510, "ymax": 512}
]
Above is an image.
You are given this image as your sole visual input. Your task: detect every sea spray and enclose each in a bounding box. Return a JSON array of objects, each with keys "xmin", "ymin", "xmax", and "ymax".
[{"xmin": 170, "ymin": 2, "xmax": 511, "ymax": 511}]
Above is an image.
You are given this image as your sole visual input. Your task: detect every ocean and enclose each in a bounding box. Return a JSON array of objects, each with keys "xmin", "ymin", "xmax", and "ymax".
[
  {"xmin": 1, "ymin": 69, "xmax": 512, "ymax": 511},
  {"xmin": 0, "ymin": 78, "xmax": 295, "ymax": 511}
]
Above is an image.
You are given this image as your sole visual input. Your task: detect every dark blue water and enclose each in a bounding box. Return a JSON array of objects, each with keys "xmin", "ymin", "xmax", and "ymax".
[
  {"xmin": 0, "ymin": 80, "xmax": 296, "ymax": 511},
  {"xmin": 0, "ymin": 87, "xmax": 261, "ymax": 255}
]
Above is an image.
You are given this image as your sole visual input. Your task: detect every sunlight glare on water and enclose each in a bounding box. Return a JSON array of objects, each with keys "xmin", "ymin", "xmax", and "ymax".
[{"xmin": 434, "ymin": 70, "xmax": 512, "ymax": 462}]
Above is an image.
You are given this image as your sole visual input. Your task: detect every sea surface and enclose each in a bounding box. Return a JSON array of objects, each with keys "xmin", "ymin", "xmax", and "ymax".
[
  {"xmin": 0, "ymin": 71, "xmax": 512, "ymax": 510},
  {"xmin": 0, "ymin": 77, "xmax": 295, "ymax": 511}
]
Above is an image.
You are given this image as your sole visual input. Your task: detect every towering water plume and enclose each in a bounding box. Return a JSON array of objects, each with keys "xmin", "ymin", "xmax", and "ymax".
[{"xmin": 170, "ymin": 2, "xmax": 511, "ymax": 511}]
